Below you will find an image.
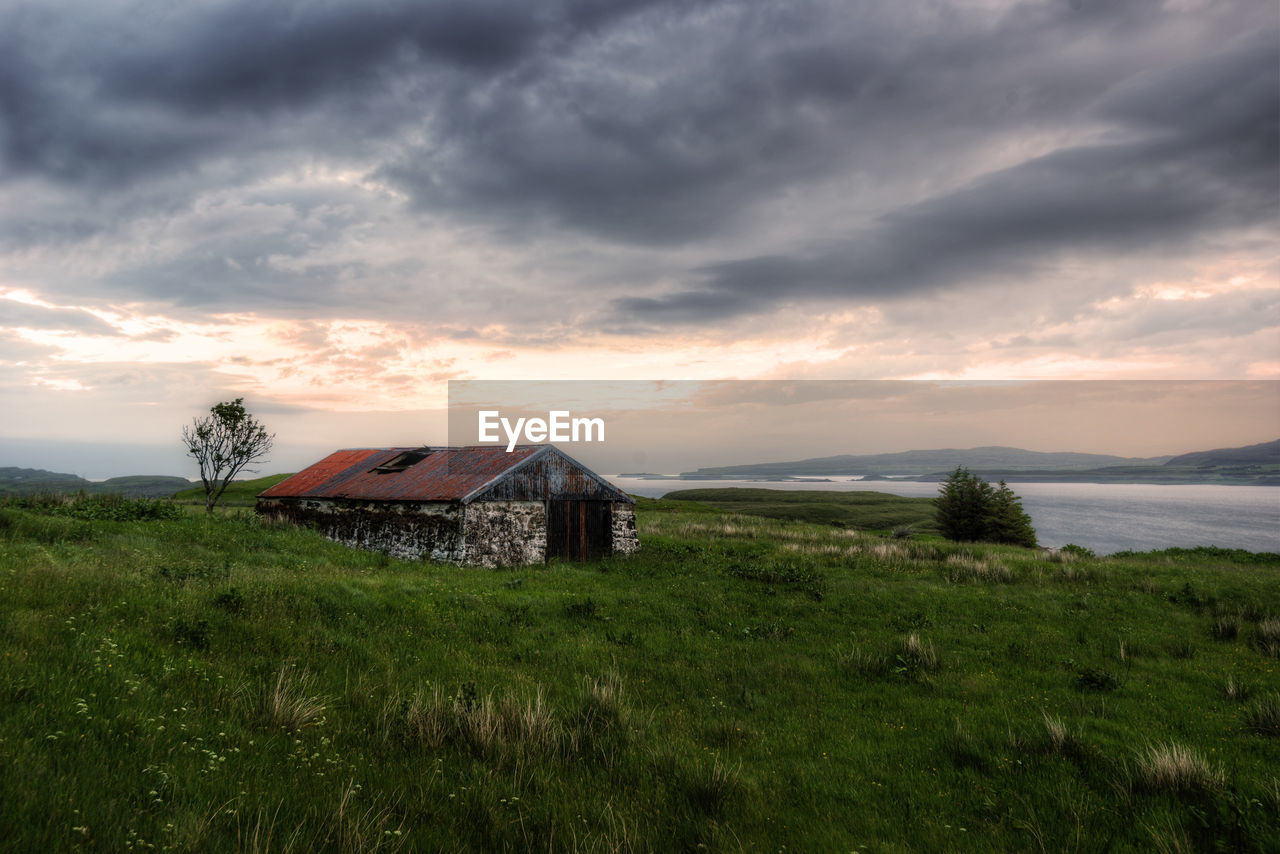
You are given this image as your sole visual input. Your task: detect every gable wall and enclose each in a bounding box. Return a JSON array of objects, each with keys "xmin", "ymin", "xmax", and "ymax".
[
  {"xmin": 468, "ymin": 450, "xmax": 631, "ymax": 503},
  {"xmin": 462, "ymin": 500, "xmax": 547, "ymax": 567},
  {"xmin": 611, "ymin": 502, "xmax": 640, "ymax": 555}
]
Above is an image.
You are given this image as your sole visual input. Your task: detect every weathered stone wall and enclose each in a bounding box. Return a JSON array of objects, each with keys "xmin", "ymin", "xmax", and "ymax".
[
  {"xmin": 257, "ymin": 496, "xmax": 633, "ymax": 566},
  {"xmin": 257, "ymin": 498, "xmax": 464, "ymax": 563},
  {"xmin": 611, "ymin": 502, "xmax": 640, "ymax": 555},
  {"xmin": 461, "ymin": 500, "xmax": 546, "ymax": 567}
]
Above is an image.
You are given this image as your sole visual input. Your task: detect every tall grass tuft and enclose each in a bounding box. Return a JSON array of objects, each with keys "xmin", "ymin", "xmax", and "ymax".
[
  {"xmin": 390, "ymin": 674, "xmax": 638, "ymax": 765},
  {"xmin": 1134, "ymin": 742, "xmax": 1223, "ymax": 794},
  {"xmin": 396, "ymin": 685, "xmax": 565, "ymax": 760},
  {"xmin": 835, "ymin": 644, "xmax": 890, "ymax": 679},
  {"xmin": 334, "ymin": 781, "xmax": 407, "ymax": 853},
  {"xmin": 399, "ymin": 687, "xmax": 451, "ymax": 750},
  {"xmin": 259, "ymin": 665, "xmax": 328, "ymax": 731},
  {"xmin": 1243, "ymin": 693, "xmax": 1280, "ymax": 737},
  {"xmin": 1223, "ymin": 676, "xmax": 1254, "ymax": 703},
  {"xmin": 1042, "ymin": 713, "xmax": 1077, "ymax": 755},
  {"xmin": 684, "ymin": 758, "xmax": 743, "ymax": 817},
  {"xmin": 895, "ymin": 633, "xmax": 941, "ymax": 681},
  {"xmin": 1254, "ymin": 617, "xmax": 1280, "ymax": 658},
  {"xmin": 498, "ymin": 688, "xmax": 560, "ymax": 755},
  {"xmin": 1067, "ymin": 695, "xmax": 1109, "ymax": 720},
  {"xmin": 1209, "ymin": 610, "xmax": 1240, "ymax": 641},
  {"xmin": 839, "ymin": 635, "xmax": 942, "ymax": 682},
  {"xmin": 946, "ymin": 554, "xmax": 1014, "ymax": 584},
  {"xmin": 1053, "ymin": 563, "xmax": 1100, "ymax": 583},
  {"xmin": 1143, "ymin": 814, "xmax": 1194, "ymax": 854},
  {"xmin": 572, "ymin": 670, "xmax": 631, "ymax": 754}
]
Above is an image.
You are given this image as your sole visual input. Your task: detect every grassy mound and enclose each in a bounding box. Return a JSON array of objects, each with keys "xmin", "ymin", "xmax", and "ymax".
[{"xmin": 0, "ymin": 500, "xmax": 1276, "ymax": 850}]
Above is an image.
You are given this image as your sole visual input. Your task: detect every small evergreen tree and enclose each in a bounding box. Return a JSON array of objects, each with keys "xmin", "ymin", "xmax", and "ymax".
[
  {"xmin": 984, "ymin": 480, "xmax": 1038, "ymax": 547},
  {"xmin": 935, "ymin": 468, "xmax": 1038, "ymax": 547},
  {"xmin": 934, "ymin": 467, "xmax": 993, "ymax": 542}
]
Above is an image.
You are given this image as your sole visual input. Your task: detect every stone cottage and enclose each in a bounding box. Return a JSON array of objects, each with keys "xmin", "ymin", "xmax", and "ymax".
[{"xmin": 255, "ymin": 444, "xmax": 638, "ymax": 567}]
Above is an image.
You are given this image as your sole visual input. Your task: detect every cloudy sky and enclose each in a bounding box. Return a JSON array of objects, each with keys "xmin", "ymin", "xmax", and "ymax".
[{"xmin": 1, "ymin": 0, "xmax": 1276, "ymax": 476}]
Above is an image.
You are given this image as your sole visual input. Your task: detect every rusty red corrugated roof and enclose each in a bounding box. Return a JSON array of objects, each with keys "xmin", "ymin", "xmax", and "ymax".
[
  {"xmin": 259, "ymin": 445, "xmax": 547, "ymax": 502},
  {"xmin": 259, "ymin": 448, "xmax": 384, "ymax": 498}
]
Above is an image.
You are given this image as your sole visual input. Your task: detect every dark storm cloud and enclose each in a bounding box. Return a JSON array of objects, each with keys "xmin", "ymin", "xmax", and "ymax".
[
  {"xmin": 617, "ymin": 29, "xmax": 1279, "ymax": 323},
  {"xmin": 383, "ymin": 3, "xmax": 972, "ymax": 244},
  {"xmin": 0, "ymin": 0, "xmax": 1274, "ymax": 329},
  {"xmin": 387, "ymin": 0, "xmax": 1263, "ymax": 246},
  {"xmin": 0, "ymin": 0, "xmax": 554, "ymax": 187},
  {"xmin": 0, "ymin": 0, "xmax": 680, "ymax": 187},
  {"xmin": 0, "ymin": 17, "xmax": 228, "ymax": 185},
  {"xmin": 105, "ymin": 1, "xmax": 543, "ymax": 110},
  {"xmin": 0, "ymin": 4, "xmax": 1163, "ymax": 206}
]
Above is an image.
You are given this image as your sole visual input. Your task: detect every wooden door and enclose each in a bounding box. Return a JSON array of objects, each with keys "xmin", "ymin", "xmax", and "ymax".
[{"xmin": 547, "ymin": 500, "xmax": 612, "ymax": 561}]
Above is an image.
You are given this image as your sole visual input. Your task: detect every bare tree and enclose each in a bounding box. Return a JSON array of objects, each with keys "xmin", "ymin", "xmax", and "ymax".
[{"xmin": 182, "ymin": 398, "xmax": 274, "ymax": 511}]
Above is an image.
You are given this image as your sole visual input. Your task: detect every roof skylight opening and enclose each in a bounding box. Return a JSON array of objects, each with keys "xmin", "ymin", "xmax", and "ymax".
[{"xmin": 371, "ymin": 448, "xmax": 430, "ymax": 473}]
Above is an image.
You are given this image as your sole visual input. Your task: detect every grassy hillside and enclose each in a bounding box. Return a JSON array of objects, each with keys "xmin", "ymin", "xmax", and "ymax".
[
  {"xmin": 663, "ymin": 487, "xmax": 939, "ymax": 534},
  {"xmin": 171, "ymin": 473, "xmax": 294, "ymax": 507},
  {"xmin": 0, "ymin": 466, "xmax": 90, "ymax": 495},
  {"xmin": 0, "ymin": 468, "xmax": 193, "ymax": 498},
  {"xmin": 1166, "ymin": 439, "xmax": 1280, "ymax": 468},
  {"xmin": 0, "ymin": 498, "xmax": 1277, "ymax": 851}
]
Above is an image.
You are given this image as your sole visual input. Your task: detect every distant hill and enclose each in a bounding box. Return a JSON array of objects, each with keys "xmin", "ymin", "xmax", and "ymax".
[
  {"xmin": 1164, "ymin": 439, "xmax": 1280, "ymax": 468},
  {"xmin": 0, "ymin": 467, "xmax": 193, "ymax": 498},
  {"xmin": 0, "ymin": 466, "xmax": 296, "ymax": 503},
  {"xmin": 684, "ymin": 446, "xmax": 1169, "ymax": 478},
  {"xmin": 682, "ymin": 440, "xmax": 1280, "ymax": 485},
  {"xmin": 0, "ymin": 467, "xmax": 90, "ymax": 495}
]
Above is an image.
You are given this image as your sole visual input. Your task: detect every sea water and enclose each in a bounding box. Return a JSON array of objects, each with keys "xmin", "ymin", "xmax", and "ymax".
[{"xmin": 610, "ymin": 477, "xmax": 1280, "ymax": 555}]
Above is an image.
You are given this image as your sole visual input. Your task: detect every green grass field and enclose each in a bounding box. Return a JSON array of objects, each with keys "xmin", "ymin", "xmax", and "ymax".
[
  {"xmin": 663, "ymin": 487, "xmax": 940, "ymax": 534},
  {"xmin": 0, "ymin": 495, "xmax": 1277, "ymax": 851},
  {"xmin": 171, "ymin": 474, "xmax": 294, "ymax": 508}
]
